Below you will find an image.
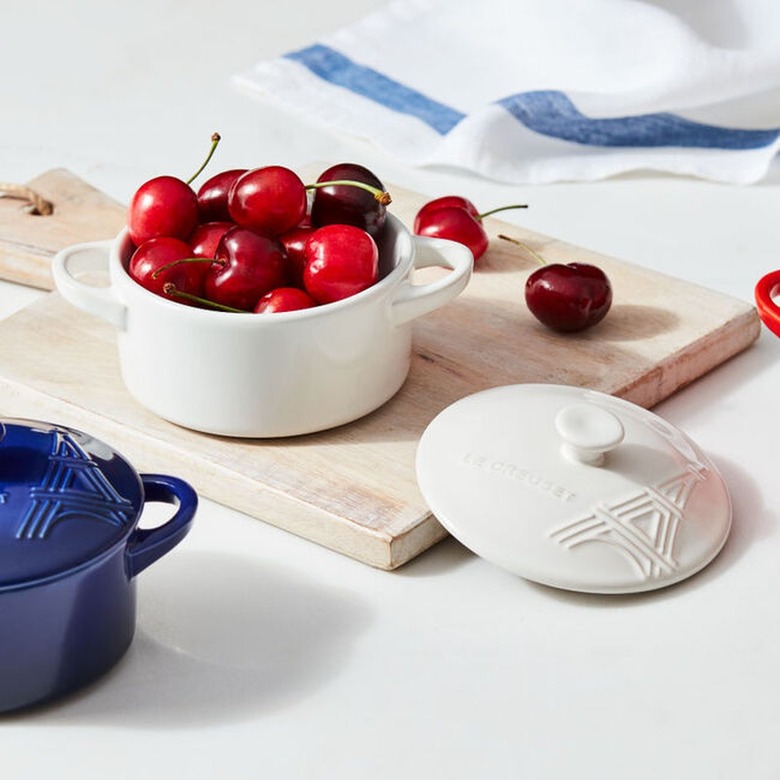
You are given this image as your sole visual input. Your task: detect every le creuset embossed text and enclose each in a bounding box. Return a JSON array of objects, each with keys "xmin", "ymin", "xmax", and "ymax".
[
  {"xmin": 0, "ymin": 418, "xmax": 196, "ymax": 712},
  {"xmin": 415, "ymin": 384, "xmax": 731, "ymax": 594},
  {"xmin": 52, "ymin": 214, "xmax": 472, "ymax": 438}
]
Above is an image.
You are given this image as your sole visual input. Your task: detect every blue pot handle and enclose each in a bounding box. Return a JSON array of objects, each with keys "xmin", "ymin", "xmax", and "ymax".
[{"xmin": 126, "ymin": 474, "xmax": 198, "ymax": 578}]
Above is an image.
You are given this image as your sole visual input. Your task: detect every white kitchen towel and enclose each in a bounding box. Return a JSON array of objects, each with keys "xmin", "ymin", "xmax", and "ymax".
[{"xmin": 233, "ymin": 0, "xmax": 780, "ymax": 184}]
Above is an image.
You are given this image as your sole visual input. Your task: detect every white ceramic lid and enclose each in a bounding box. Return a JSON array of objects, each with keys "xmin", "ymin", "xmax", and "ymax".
[{"xmin": 415, "ymin": 384, "xmax": 732, "ymax": 594}]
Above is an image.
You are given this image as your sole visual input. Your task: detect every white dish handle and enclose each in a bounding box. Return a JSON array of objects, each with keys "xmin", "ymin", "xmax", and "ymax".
[
  {"xmin": 52, "ymin": 240, "xmax": 127, "ymax": 331},
  {"xmin": 391, "ymin": 235, "xmax": 473, "ymax": 327}
]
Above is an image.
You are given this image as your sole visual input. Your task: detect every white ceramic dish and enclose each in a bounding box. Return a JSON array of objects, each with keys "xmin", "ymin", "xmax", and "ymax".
[
  {"xmin": 416, "ymin": 384, "xmax": 732, "ymax": 594},
  {"xmin": 52, "ymin": 214, "xmax": 472, "ymax": 438}
]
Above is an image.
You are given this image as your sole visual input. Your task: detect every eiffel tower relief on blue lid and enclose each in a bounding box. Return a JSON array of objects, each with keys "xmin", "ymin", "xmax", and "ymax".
[{"xmin": 0, "ymin": 419, "xmax": 144, "ymax": 589}]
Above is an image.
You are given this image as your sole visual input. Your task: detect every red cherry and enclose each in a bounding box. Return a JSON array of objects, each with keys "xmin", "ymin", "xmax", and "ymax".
[
  {"xmin": 413, "ymin": 198, "xmax": 528, "ymax": 261},
  {"xmin": 414, "ymin": 205, "xmax": 490, "ymax": 262},
  {"xmin": 127, "ymin": 133, "xmax": 222, "ymax": 246},
  {"xmin": 196, "ymin": 168, "xmax": 247, "ymax": 222},
  {"xmin": 278, "ymin": 224, "xmax": 315, "ymax": 288},
  {"xmin": 127, "ymin": 176, "xmax": 199, "ymax": 246},
  {"xmin": 189, "ymin": 221, "xmax": 234, "ymax": 259},
  {"xmin": 415, "ymin": 195, "xmax": 480, "ymax": 222},
  {"xmin": 205, "ymin": 226, "xmax": 288, "ymax": 310},
  {"xmin": 128, "ymin": 236, "xmax": 207, "ymax": 303},
  {"xmin": 525, "ymin": 262, "xmax": 613, "ymax": 332},
  {"xmin": 254, "ymin": 287, "xmax": 317, "ymax": 313},
  {"xmin": 228, "ymin": 165, "xmax": 307, "ymax": 236},
  {"xmin": 303, "ymin": 224, "xmax": 379, "ymax": 305}
]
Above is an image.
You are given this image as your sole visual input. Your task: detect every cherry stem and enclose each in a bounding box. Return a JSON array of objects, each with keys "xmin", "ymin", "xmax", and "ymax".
[
  {"xmin": 497, "ymin": 234, "xmax": 547, "ymax": 266},
  {"xmin": 162, "ymin": 283, "xmax": 245, "ymax": 312},
  {"xmin": 478, "ymin": 204, "xmax": 528, "ymax": 221},
  {"xmin": 305, "ymin": 179, "xmax": 392, "ymax": 206},
  {"xmin": 151, "ymin": 257, "xmax": 223, "ymax": 280},
  {"xmin": 185, "ymin": 132, "xmax": 221, "ymax": 186}
]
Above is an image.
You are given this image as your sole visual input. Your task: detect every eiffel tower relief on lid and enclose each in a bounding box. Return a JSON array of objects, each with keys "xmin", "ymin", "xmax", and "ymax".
[
  {"xmin": 0, "ymin": 419, "xmax": 144, "ymax": 589},
  {"xmin": 415, "ymin": 384, "xmax": 732, "ymax": 595}
]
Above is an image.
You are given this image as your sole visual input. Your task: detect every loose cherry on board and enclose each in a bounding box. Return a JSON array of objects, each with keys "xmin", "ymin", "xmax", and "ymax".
[
  {"xmin": 525, "ymin": 263, "xmax": 612, "ymax": 333},
  {"xmin": 310, "ymin": 163, "xmax": 390, "ymax": 236},
  {"xmin": 303, "ymin": 224, "xmax": 379, "ymax": 305},
  {"xmin": 204, "ymin": 226, "xmax": 288, "ymax": 311},
  {"xmin": 228, "ymin": 165, "xmax": 308, "ymax": 236},
  {"xmin": 413, "ymin": 197, "xmax": 528, "ymax": 261},
  {"xmin": 500, "ymin": 234, "xmax": 613, "ymax": 333},
  {"xmin": 416, "ymin": 195, "xmax": 480, "ymax": 221},
  {"xmin": 127, "ymin": 133, "xmax": 221, "ymax": 246}
]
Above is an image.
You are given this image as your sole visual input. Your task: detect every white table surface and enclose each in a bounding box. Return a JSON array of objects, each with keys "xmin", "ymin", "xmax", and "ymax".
[{"xmin": 3, "ymin": 2, "xmax": 780, "ymax": 778}]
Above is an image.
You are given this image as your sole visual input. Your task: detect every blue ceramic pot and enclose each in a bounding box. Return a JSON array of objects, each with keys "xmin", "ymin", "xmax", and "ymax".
[{"xmin": 0, "ymin": 418, "xmax": 197, "ymax": 713}]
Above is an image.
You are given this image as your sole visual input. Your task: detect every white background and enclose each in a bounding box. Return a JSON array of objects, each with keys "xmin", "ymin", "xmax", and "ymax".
[{"xmin": 2, "ymin": 2, "xmax": 780, "ymax": 778}]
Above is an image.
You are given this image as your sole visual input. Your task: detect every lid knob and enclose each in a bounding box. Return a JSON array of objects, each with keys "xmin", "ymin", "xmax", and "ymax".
[{"xmin": 555, "ymin": 403, "xmax": 624, "ymax": 466}]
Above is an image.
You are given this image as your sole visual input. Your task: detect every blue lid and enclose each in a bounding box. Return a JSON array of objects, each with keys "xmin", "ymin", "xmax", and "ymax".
[{"xmin": 0, "ymin": 419, "xmax": 143, "ymax": 589}]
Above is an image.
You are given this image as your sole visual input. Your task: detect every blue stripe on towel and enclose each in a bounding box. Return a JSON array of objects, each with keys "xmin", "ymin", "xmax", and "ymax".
[
  {"xmin": 285, "ymin": 44, "xmax": 464, "ymax": 134},
  {"xmin": 286, "ymin": 44, "xmax": 780, "ymax": 150},
  {"xmin": 498, "ymin": 90, "xmax": 780, "ymax": 150}
]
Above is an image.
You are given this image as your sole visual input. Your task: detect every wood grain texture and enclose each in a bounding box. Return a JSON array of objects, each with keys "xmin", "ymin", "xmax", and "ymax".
[{"xmin": 0, "ymin": 170, "xmax": 762, "ymax": 568}]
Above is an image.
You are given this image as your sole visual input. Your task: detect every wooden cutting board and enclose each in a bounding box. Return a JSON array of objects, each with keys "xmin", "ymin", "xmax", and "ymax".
[
  {"xmin": 0, "ymin": 169, "xmax": 761, "ymax": 569},
  {"xmin": 0, "ymin": 169, "xmax": 126, "ymax": 289}
]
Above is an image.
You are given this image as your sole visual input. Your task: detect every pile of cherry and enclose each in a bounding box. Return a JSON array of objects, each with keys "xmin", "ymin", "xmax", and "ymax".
[
  {"xmin": 127, "ymin": 135, "xmax": 391, "ymax": 314},
  {"xmin": 126, "ymin": 133, "xmax": 612, "ymax": 331}
]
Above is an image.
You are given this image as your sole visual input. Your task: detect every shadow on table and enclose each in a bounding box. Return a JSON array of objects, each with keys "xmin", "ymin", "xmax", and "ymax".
[
  {"xmin": 7, "ymin": 550, "xmax": 373, "ymax": 728},
  {"xmin": 395, "ymin": 535, "xmax": 475, "ymax": 578}
]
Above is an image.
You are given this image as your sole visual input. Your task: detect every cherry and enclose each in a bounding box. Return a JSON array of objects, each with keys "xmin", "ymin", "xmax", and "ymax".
[
  {"xmin": 416, "ymin": 195, "xmax": 480, "ymax": 221},
  {"xmin": 196, "ymin": 168, "xmax": 247, "ymax": 222},
  {"xmin": 303, "ymin": 224, "xmax": 379, "ymax": 305},
  {"xmin": 127, "ymin": 176, "xmax": 199, "ymax": 246},
  {"xmin": 205, "ymin": 226, "xmax": 288, "ymax": 310},
  {"xmin": 127, "ymin": 133, "xmax": 221, "ymax": 246},
  {"xmin": 188, "ymin": 221, "xmax": 234, "ymax": 259},
  {"xmin": 254, "ymin": 287, "xmax": 317, "ymax": 313},
  {"xmin": 278, "ymin": 224, "xmax": 315, "ymax": 288},
  {"xmin": 228, "ymin": 165, "xmax": 307, "ymax": 236},
  {"xmin": 413, "ymin": 198, "xmax": 528, "ymax": 261},
  {"xmin": 415, "ymin": 206, "xmax": 489, "ymax": 261},
  {"xmin": 128, "ymin": 237, "xmax": 207, "ymax": 304},
  {"xmin": 525, "ymin": 263, "xmax": 612, "ymax": 332},
  {"xmin": 310, "ymin": 163, "xmax": 390, "ymax": 236},
  {"xmin": 500, "ymin": 234, "xmax": 612, "ymax": 332}
]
